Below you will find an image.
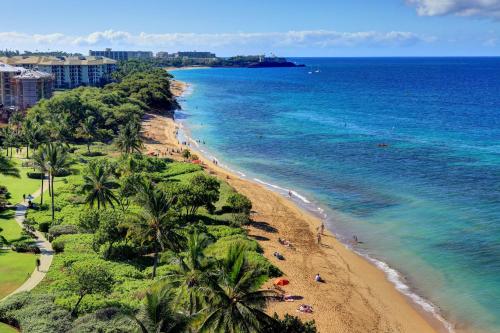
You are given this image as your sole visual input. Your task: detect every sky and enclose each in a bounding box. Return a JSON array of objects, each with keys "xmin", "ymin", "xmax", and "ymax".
[{"xmin": 0, "ymin": 0, "xmax": 499, "ymax": 56}]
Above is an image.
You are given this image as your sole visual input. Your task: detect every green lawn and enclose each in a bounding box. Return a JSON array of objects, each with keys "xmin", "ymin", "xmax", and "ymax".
[
  {"xmin": 0, "ymin": 209, "xmax": 23, "ymax": 243},
  {"xmin": 0, "ymin": 153, "xmax": 38, "ymax": 303},
  {"xmin": 0, "ymin": 322, "xmax": 18, "ymax": 333},
  {"xmin": 0, "ymin": 249, "xmax": 36, "ymax": 299},
  {"xmin": 0, "ymin": 156, "xmax": 41, "ymax": 205}
]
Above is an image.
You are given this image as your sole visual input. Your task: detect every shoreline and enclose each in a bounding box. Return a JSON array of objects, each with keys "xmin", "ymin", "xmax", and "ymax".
[{"xmin": 144, "ymin": 80, "xmax": 452, "ymax": 333}]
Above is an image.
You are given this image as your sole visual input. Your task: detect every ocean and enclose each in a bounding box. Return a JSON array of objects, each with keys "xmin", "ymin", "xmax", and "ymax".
[{"xmin": 171, "ymin": 57, "xmax": 500, "ymax": 333}]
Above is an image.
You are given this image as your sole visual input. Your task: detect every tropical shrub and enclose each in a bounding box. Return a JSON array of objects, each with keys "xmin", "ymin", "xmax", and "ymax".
[
  {"xmin": 0, "ymin": 292, "xmax": 72, "ymax": 333},
  {"xmin": 38, "ymin": 221, "xmax": 50, "ymax": 232},
  {"xmin": 52, "ymin": 238, "xmax": 65, "ymax": 253},
  {"xmin": 27, "ymin": 172, "xmax": 44, "ymax": 179},
  {"xmin": 81, "ymin": 151, "xmax": 105, "ymax": 157},
  {"xmin": 10, "ymin": 239, "xmax": 39, "ymax": 253},
  {"xmin": 68, "ymin": 307, "xmax": 133, "ymax": 333},
  {"xmin": 78, "ymin": 208, "xmax": 100, "ymax": 232},
  {"xmin": 68, "ymin": 259, "xmax": 115, "ymax": 316},
  {"xmin": 269, "ymin": 313, "xmax": 318, "ymax": 333},
  {"xmin": 48, "ymin": 224, "xmax": 79, "ymax": 238},
  {"xmin": 162, "ymin": 162, "xmax": 202, "ymax": 177}
]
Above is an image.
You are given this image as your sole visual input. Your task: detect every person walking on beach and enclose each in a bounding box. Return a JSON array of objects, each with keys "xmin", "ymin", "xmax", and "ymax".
[
  {"xmin": 288, "ymin": 190, "xmax": 292, "ymax": 198},
  {"xmin": 317, "ymin": 233, "xmax": 321, "ymax": 245},
  {"xmin": 320, "ymin": 223, "xmax": 325, "ymax": 235},
  {"xmin": 36, "ymin": 258, "xmax": 41, "ymax": 271}
]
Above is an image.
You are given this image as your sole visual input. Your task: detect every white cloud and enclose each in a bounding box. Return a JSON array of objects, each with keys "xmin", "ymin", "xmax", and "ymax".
[
  {"xmin": 0, "ymin": 29, "xmax": 433, "ymax": 53},
  {"xmin": 407, "ymin": 0, "xmax": 500, "ymax": 19}
]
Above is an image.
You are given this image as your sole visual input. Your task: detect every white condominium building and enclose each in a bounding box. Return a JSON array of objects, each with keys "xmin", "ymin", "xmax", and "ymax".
[
  {"xmin": 0, "ymin": 56, "xmax": 117, "ymax": 89},
  {"xmin": 89, "ymin": 48, "xmax": 153, "ymax": 61}
]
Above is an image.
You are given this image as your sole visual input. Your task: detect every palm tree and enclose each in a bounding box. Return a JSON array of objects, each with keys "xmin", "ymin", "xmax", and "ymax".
[
  {"xmin": 76, "ymin": 115, "xmax": 97, "ymax": 153},
  {"xmin": 199, "ymin": 244, "xmax": 278, "ymax": 333},
  {"xmin": 22, "ymin": 118, "xmax": 46, "ymax": 159},
  {"xmin": 43, "ymin": 143, "xmax": 72, "ymax": 222},
  {"xmin": 9, "ymin": 111, "xmax": 23, "ymax": 136},
  {"xmin": 132, "ymin": 282, "xmax": 191, "ymax": 333},
  {"xmin": 133, "ymin": 180, "xmax": 184, "ymax": 278},
  {"xmin": 31, "ymin": 148, "xmax": 47, "ymax": 205},
  {"xmin": 115, "ymin": 122, "xmax": 143, "ymax": 155},
  {"xmin": 167, "ymin": 231, "xmax": 214, "ymax": 316},
  {"xmin": 82, "ymin": 160, "xmax": 118, "ymax": 209},
  {"xmin": 0, "ymin": 127, "xmax": 15, "ymax": 158}
]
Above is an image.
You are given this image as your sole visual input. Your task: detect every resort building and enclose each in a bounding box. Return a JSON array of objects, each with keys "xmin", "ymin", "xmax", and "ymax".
[
  {"xmin": 0, "ymin": 56, "xmax": 117, "ymax": 89},
  {"xmin": 89, "ymin": 48, "xmax": 153, "ymax": 61},
  {"xmin": 0, "ymin": 62, "xmax": 53, "ymax": 120},
  {"xmin": 0, "ymin": 62, "xmax": 24, "ymax": 109},
  {"xmin": 12, "ymin": 70, "xmax": 54, "ymax": 110}
]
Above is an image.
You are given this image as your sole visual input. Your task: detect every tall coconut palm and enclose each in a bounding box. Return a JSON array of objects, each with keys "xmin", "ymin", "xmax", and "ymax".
[
  {"xmin": 133, "ymin": 180, "xmax": 184, "ymax": 278},
  {"xmin": 43, "ymin": 143, "xmax": 72, "ymax": 222},
  {"xmin": 82, "ymin": 160, "xmax": 118, "ymax": 209},
  {"xmin": 31, "ymin": 148, "xmax": 47, "ymax": 205},
  {"xmin": 115, "ymin": 122, "xmax": 143, "ymax": 155},
  {"xmin": 167, "ymin": 231, "xmax": 215, "ymax": 316},
  {"xmin": 199, "ymin": 244, "xmax": 278, "ymax": 333},
  {"xmin": 132, "ymin": 282, "xmax": 191, "ymax": 333}
]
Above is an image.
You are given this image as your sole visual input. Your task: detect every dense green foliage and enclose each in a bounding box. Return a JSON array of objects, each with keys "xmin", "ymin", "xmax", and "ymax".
[
  {"xmin": 269, "ymin": 314, "xmax": 317, "ymax": 333},
  {"xmin": 0, "ymin": 61, "xmax": 315, "ymax": 332},
  {"xmin": 69, "ymin": 260, "xmax": 115, "ymax": 316},
  {"xmin": 0, "ymin": 293, "xmax": 72, "ymax": 333},
  {"xmin": 0, "ymin": 49, "xmax": 82, "ymax": 57},
  {"xmin": 0, "ymin": 59, "xmax": 178, "ymax": 153},
  {"xmin": 3, "ymin": 147, "xmax": 286, "ymax": 332}
]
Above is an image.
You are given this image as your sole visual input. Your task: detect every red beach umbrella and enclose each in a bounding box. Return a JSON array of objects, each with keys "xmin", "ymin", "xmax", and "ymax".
[{"xmin": 274, "ymin": 278, "xmax": 289, "ymax": 286}]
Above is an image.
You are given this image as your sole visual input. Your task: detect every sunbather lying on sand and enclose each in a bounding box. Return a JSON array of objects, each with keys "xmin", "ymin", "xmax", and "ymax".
[
  {"xmin": 273, "ymin": 251, "xmax": 285, "ymax": 260},
  {"xmin": 298, "ymin": 304, "xmax": 313, "ymax": 313},
  {"xmin": 278, "ymin": 237, "xmax": 293, "ymax": 248}
]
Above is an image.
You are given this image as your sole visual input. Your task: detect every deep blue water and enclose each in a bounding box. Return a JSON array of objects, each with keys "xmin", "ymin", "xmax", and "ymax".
[{"xmin": 172, "ymin": 58, "xmax": 500, "ymax": 332}]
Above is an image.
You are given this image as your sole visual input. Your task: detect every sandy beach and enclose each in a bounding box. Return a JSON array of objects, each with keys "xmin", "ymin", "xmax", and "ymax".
[{"xmin": 142, "ymin": 82, "xmax": 445, "ymax": 333}]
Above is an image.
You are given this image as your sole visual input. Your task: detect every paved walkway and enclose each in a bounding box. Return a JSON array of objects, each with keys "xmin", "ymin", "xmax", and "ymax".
[{"xmin": 1, "ymin": 181, "xmax": 53, "ymax": 300}]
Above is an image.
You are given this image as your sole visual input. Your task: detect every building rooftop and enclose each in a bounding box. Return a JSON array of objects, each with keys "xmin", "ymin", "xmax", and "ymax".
[
  {"xmin": 0, "ymin": 56, "xmax": 117, "ymax": 66},
  {"xmin": 13, "ymin": 69, "xmax": 53, "ymax": 80},
  {"xmin": 0, "ymin": 62, "xmax": 24, "ymax": 73}
]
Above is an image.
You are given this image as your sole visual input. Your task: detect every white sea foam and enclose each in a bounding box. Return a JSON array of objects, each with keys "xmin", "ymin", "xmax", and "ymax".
[
  {"xmin": 253, "ymin": 178, "xmax": 311, "ymax": 204},
  {"xmin": 352, "ymin": 249, "xmax": 455, "ymax": 332}
]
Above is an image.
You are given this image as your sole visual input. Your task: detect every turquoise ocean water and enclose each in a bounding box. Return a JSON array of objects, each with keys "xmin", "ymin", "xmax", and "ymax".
[{"xmin": 172, "ymin": 58, "xmax": 500, "ymax": 332}]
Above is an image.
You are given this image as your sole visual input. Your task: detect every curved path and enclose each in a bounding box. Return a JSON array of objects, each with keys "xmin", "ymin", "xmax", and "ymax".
[{"xmin": 1, "ymin": 181, "xmax": 53, "ymax": 300}]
